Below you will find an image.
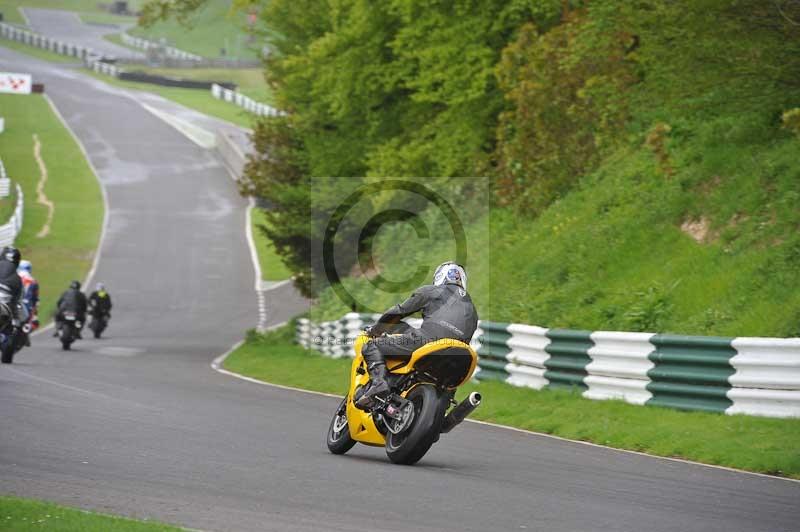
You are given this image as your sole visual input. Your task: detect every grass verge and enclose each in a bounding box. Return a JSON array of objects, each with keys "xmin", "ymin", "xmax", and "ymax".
[
  {"xmin": 0, "ymin": 94, "xmax": 104, "ymax": 323},
  {"xmin": 251, "ymin": 207, "xmax": 291, "ymax": 282},
  {"xmin": 86, "ymin": 72, "xmax": 256, "ymax": 129},
  {"xmin": 225, "ymin": 323, "xmax": 800, "ymax": 479},
  {"xmin": 0, "ymin": 40, "xmax": 78, "ymax": 64},
  {"xmin": 0, "ymin": 0, "xmax": 144, "ymax": 25},
  {"xmin": 0, "ymin": 496, "xmax": 182, "ymax": 531}
]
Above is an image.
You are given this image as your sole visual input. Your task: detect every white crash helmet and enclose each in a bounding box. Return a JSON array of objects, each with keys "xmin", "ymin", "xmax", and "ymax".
[
  {"xmin": 18, "ymin": 260, "xmax": 32, "ymax": 274},
  {"xmin": 433, "ymin": 261, "xmax": 467, "ymax": 291}
]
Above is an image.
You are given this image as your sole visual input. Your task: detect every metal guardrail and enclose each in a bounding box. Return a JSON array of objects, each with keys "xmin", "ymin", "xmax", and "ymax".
[
  {"xmin": 0, "ymin": 21, "xmax": 105, "ymax": 62},
  {"xmin": 119, "ymin": 33, "xmax": 202, "ymax": 62},
  {"xmin": 296, "ymin": 313, "xmax": 800, "ymax": 418},
  {"xmin": 211, "ymin": 84, "xmax": 280, "ymax": 118}
]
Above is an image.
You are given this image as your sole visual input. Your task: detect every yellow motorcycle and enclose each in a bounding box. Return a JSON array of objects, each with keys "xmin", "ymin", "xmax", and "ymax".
[{"xmin": 326, "ymin": 331, "xmax": 482, "ymax": 465}]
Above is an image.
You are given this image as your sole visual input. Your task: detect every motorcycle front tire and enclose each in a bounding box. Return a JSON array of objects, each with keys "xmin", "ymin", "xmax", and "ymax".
[
  {"xmin": 385, "ymin": 384, "xmax": 444, "ymax": 465},
  {"xmin": 326, "ymin": 397, "xmax": 357, "ymax": 455}
]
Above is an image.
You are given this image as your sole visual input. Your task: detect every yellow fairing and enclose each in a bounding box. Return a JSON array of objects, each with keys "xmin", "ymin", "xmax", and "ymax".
[{"xmin": 345, "ymin": 333, "xmax": 478, "ymax": 445}]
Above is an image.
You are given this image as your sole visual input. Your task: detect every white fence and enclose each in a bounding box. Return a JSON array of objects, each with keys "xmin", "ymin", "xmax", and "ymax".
[
  {"xmin": 88, "ymin": 60, "xmax": 121, "ymax": 77},
  {"xmin": 0, "ymin": 183, "xmax": 24, "ymax": 247},
  {"xmin": 0, "ymin": 21, "xmax": 103, "ymax": 61},
  {"xmin": 120, "ymin": 33, "xmax": 202, "ymax": 61},
  {"xmin": 211, "ymin": 84, "xmax": 281, "ymax": 118},
  {"xmin": 0, "ymin": 158, "xmax": 9, "ymax": 197}
]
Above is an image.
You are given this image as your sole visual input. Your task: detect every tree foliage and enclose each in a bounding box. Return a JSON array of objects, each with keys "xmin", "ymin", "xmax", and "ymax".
[{"xmin": 145, "ymin": 0, "xmax": 800, "ymax": 297}]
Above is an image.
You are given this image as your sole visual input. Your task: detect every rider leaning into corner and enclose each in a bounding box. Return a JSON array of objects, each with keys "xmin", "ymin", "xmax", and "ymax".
[{"xmin": 356, "ymin": 261, "xmax": 479, "ymax": 408}]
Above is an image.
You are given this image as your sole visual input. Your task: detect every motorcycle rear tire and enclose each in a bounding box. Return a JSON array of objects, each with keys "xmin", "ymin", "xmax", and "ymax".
[
  {"xmin": 1, "ymin": 344, "xmax": 14, "ymax": 364},
  {"xmin": 385, "ymin": 384, "xmax": 443, "ymax": 465},
  {"xmin": 61, "ymin": 337, "xmax": 72, "ymax": 351},
  {"xmin": 327, "ymin": 397, "xmax": 356, "ymax": 455}
]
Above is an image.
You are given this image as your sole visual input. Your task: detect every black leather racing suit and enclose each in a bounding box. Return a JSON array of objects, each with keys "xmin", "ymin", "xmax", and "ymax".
[
  {"xmin": 57, "ymin": 288, "xmax": 88, "ymax": 325},
  {"xmin": 0, "ymin": 259, "xmax": 23, "ymax": 326},
  {"xmin": 362, "ymin": 283, "xmax": 479, "ymax": 367},
  {"xmin": 0, "ymin": 259, "xmax": 22, "ymax": 303}
]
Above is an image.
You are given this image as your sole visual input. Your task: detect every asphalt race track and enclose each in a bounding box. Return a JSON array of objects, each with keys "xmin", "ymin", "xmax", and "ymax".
[
  {"xmin": 1, "ymin": 47, "xmax": 799, "ymax": 532},
  {"xmin": 23, "ymin": 8, "xmax": 144, "ymax": 60}
]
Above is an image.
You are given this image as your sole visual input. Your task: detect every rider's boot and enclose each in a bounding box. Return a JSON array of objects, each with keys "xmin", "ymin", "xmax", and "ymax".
[{"xmin": 355, "ymin": 362, "xmax": 390, "ymax": 409}]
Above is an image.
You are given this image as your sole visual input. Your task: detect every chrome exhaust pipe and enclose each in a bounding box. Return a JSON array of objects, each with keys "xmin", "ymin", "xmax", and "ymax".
[{"xmin": 441, "ymin": 392, "xmax": 481, "ymax": 433}]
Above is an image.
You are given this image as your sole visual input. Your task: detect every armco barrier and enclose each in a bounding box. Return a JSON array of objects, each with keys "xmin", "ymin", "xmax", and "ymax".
[
  {"xmin": 296, "ymin": 313, "xmax": 800, "ymax": 418},
  {"xmin": 0, "ymin": 21, "xmax": 104, "ymax": 62},
  {"xmin": 120, "ymin": 33, "xmax": 202, "ymax": 61},
  {"xmin": 211, "ymin": 84, "xmax": 280, "ymax": 118}
]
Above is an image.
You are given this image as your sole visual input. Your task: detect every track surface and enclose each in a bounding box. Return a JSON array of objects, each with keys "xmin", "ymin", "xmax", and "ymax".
[
  {"xmin": 1, "ymin": 47, "xmax": 799, "ymax": 532},
  {"xmin": 23, "ymin": 8, "xmax": 143, "ymax": 60}
]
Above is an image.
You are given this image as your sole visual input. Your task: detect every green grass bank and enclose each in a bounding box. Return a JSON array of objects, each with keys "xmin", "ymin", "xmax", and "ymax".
[
  {"xmin": 224, "ymin": 323, "xmax": 800, "ymax": 479},
  {"xmin": 251, "ymin": 207, "xmax": 291, "ymax": 282},
  {"xmin": 0, "ymin": 93, "xmax": 104, "ymax": 322},
  {"xmin": 0, "ymin": 39, "xmax": 77, "ymax": 64},
  {"xmin": 131, "ymin": 0, "xmax": 259, "ymax": 60},
  {"xmin": 0, "ymin": 496, "xmax": 182, "ymax": 531}
]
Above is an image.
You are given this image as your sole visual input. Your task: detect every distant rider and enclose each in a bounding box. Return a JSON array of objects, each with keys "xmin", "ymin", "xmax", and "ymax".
[
  {"xmin": 17, "ymin": 260, "xmax": 40, "ymax": 331},
  {"xmin": 88, "ymin": 282, "xmax": 112, "ymax": 321},
  {"xmin": 356, "ymin": 261, "xmax": 479, "ymax": 408},
  {"xmin": 56, "ymin": 280, "xmax": 88, "ymax": 338}
]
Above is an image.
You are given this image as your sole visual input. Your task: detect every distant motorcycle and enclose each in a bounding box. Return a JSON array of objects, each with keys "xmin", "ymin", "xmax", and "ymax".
[
  {"xmin": 57, "ymin": 311, "xmax": 81, "ymax": 351},
  {"xmin": 88, "ymin": 308, "xmax": 109, "ymax": 339}
]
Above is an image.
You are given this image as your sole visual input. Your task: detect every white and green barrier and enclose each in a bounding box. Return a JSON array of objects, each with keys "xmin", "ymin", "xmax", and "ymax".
[
  {"xmin": 296, "ymin": 313, "xmax": 800, "ymax": 418},
  {"xmin": 474, "ymin": 322, "xmax": 800, "ymax": 418}
]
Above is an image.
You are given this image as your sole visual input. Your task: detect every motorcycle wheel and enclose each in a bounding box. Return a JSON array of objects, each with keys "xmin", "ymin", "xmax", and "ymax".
[
  {"xmin": 61, "ymin": 329, "xmax": 73, "ymax": 351},
  {"xmin": 326, "ymin": 397, "xmax": 356, "ymax": 455},
  {"xmin": 1, "ymin": 343, "xmax": 14, "ymax": 364},
  {"xmin": 385, "ymin": 384, "xmax": 444, "ymax": 465}
]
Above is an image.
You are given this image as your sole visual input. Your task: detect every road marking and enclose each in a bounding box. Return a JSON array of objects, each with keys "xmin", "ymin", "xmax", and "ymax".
[
  {"xmin": 140, "ymin": 102, "xmax": 216, "ymax": 149},
  {"xmin": 93, "ymin": 346, "xmax": 146, "ymax": 357},
  {"xmin": 31, "ymin": 133, "xmax": 55, "ymax": 237},
  {"xmin": 211, "ymin": 338, "xmax": 800, "ymax": 484}
]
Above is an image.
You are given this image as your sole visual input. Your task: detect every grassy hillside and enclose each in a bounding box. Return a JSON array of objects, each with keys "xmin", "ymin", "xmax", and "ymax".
[
  {"xmin": 311, "ymin": 99, "xmax": 800, "ymax": 338},
  {"xmin": 131, "ymin": 0, "xmax": 261, "ymax": 60}
]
